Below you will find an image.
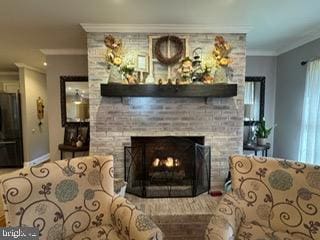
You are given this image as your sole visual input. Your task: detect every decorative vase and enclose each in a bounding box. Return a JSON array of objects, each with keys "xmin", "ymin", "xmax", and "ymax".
[
  {"xmin": 145, "ymin": 73, "xmax": 155, "ymax": 84},
  {"xmin": 108, "ymin": 65, "xmax": 122, "ymax": 84},
  {"xmin": 214, "ymin": 67, "xmax": 228, "ymax": 84},
  {"xmin": 246, "ymin": 124, "xmax": 256, "ymax": 146},
  {"xmin": 126, "ymin": 74, "xmax": 137, "ymax": 84},
  {"xmin": 76, "ymin": 140, "xmax": 83, "ymax": 148},
  {"xmin": 225, "ymin": 66, "xmax": 233, "ymax": 82},
  {"xmin": 257, "ymin": 138, "xmax": 267, "ymax": 146}
]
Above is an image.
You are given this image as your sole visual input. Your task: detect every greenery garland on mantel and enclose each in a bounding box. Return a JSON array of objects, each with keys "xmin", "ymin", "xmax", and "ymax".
[{"xmin": 155, "ymin": 35, "xmax": 184, "ymax": 65}]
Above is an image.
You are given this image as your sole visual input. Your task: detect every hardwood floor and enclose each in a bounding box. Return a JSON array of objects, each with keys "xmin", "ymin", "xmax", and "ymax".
[
  {"xmin": 0, "ymin": 215, "xmax": 5, "ymax": 227},
  {"xmin": 0, "ymin": 185, "xmax": 6, "ymax": 226}
]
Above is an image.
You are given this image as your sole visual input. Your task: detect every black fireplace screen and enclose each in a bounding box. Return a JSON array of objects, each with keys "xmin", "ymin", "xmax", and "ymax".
[{"xmin": 124, "ymin": 136, "xmax": 211, "ymax": 198}]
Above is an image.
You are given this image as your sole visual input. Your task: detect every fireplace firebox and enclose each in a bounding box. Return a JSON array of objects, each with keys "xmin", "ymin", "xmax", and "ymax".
[{"xmin": 124, "ymin": 136, "xmax": 211, "ymax": 198}]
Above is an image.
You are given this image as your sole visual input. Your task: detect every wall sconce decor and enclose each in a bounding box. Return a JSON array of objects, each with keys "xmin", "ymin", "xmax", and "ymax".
[{"xmin": 37, "ymin": 97, "xmax": 44, "ymax": 126}]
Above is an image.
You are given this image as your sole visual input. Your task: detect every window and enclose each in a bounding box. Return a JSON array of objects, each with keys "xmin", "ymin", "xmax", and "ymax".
[{"xmin": 298, "ymin": 59, "xmax": 320, "ymax": 164}]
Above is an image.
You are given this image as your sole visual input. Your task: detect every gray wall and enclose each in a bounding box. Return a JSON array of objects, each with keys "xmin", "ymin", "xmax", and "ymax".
[
  {"xmin": 46, "ymin": 55, "xmax": 88, "ymax": 160},
  {"xmin": 18, "ymin": 67, "xmax": 49, "ymax": 162},
  {"xmin": 246, "ymin": 56, "xmax": 277, "ymax": 156},
  {"xmin": 274, "ymin": 38, "xmax": 320, "ymax": 160}
]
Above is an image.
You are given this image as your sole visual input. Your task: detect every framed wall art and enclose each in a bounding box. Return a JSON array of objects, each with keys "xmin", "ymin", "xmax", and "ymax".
[{"xmin": 136, "ymin": 54, "xmax": 148, "ymax": 72}]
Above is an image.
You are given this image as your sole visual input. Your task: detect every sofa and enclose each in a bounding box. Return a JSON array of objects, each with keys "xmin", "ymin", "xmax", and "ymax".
[
  {"xmin": 206, "ymin": 155, "xmax": 320, "ymax": 240},
  {"xmin": 0, "ymin": 155, "xmax": 163, "ymax": 240}
]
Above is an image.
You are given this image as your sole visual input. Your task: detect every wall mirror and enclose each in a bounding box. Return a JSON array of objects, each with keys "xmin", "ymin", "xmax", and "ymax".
[
  {"xmin": 60, "ymin": 76, "xmax": 89, "ymax": 126},
  {"xmin": 244, "ymin": 76, "xmax": 265, "ymax": 125}
]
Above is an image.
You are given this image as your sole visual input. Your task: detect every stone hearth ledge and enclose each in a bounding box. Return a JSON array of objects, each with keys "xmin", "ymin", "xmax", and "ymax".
[{"xmin": 127, "ymin": 193, "xmax": 219, "ymax": 240}]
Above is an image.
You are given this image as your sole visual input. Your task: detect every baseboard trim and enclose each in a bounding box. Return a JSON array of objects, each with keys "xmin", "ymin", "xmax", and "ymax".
[{"xmin": 24, "ymin": 153, "xmax": 50, "ymax": 167}]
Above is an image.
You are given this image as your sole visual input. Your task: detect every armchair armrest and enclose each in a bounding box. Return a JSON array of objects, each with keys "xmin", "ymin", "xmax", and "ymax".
[
  {"xmin": 110, "ymin": 196, "xmax": 163, "ymax": 240},
  {"xmin": 205, "ymin": 192, "xmax": 245, "ymax": 240}
]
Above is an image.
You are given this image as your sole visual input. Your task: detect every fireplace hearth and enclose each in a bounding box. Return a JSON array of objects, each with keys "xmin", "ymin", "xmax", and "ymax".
[{"xmin": 124, "ymin": 136, "xmax": 211, "ymax": 198}]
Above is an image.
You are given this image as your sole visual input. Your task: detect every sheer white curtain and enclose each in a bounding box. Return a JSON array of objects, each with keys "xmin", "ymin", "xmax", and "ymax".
[{"xmin": 298, "ymin": 59, "xmax": 320, "ymax": 164}]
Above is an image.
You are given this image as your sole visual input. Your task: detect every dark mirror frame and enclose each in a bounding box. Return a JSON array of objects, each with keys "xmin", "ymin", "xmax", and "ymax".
[
  {"xmin": 244, "ymin": 76, "xmax": 265, "ymax": 126},
  {"xmin": 60, "ymin": 76, "xmax": 89, "ymax": 127}
]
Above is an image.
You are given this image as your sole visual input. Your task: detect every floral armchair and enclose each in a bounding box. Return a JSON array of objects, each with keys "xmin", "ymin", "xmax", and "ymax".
[
  {"xmin": 206, "ymin": 155, "xmax": 320, "ymax": 240},
  {"xmin": 0, "ymin": 155, "xmax": 163, "ymax": 240}
]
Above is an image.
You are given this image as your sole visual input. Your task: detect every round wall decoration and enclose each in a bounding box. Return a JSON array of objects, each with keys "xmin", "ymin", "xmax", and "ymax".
[{"xmin": 155, "ymin": 36, "xmax": 184, "ymax": 65}]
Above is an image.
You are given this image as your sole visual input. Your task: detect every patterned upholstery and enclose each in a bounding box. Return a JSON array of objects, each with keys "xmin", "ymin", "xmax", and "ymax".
[
  {"xmin": 206, "ymin": 155, "xmax": 320, "ymax": 240},
  {"xmin": 0, "ymin": 155, "xmax": 163, "ymax": 240},
  {"xmin": 71, "ymin": 225, "xmax": 121, "ymax": 240},
  {"xmin": 237, "ymin": 222, "xmax": 300, "ymax": 240}
]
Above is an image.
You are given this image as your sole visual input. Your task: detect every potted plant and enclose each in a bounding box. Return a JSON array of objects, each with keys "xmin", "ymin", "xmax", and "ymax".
[
  {"xmin": 120, "ymin": 65, "xmax": 136, "ymax": 84},
  {"xmin": 255, "ymin": 119, "xmax": 272, "ymax": 146}
]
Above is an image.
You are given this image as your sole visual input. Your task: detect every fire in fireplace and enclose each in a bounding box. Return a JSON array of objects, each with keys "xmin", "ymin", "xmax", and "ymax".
[
  {"xmin": 150, "ymin": 156, "xmax": 185, "ymax": 184},
  {"xmin": 152, "ymin": 157, "xmax": 181, "ymax": 168},
  {"xmin": 124, "ymin": 136, "xmax": 211, "ymax": 198}
]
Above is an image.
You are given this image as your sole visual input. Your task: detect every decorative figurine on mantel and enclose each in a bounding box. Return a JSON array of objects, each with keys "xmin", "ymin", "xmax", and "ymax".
[{"xmin": 177, "ymin": 57, "xmax": 193, "ymax": 84}]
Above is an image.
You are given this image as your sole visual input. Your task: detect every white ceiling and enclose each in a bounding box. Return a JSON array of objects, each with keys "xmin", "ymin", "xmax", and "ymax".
[{"xmin": 0, "ymin": 0, "xmax": 320, "ymax": 71}]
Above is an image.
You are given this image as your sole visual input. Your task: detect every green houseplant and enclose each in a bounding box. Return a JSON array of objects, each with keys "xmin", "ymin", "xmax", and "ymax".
[
  {"xmin": 255, "ymin": 119, "xmax": 272, "ymax": 146},
  {"xmin": 120, "ymin": 65, "xmax": 136, "ymax": 84}
]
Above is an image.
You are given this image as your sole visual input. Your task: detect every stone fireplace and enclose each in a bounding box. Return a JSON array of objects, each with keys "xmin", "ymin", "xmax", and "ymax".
[
  {"xmin": 124, "ymin": 136, "xmax": 210, "ymax": 197},
  {"xmin": 86, "ymin": 29, "xmax": 246, "ymax": 190}
]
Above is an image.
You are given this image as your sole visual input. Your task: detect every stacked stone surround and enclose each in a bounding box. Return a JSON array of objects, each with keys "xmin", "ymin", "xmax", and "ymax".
[{"xmin": 87, "ymin": 32, "xmax": 246, "ymax": 189}]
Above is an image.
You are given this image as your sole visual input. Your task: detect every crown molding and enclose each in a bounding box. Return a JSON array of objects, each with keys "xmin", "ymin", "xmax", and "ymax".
[
  {"xmin": 246, "ymin": 49, "xmax": 278, "ymax": 56},
  {"xmin": 0, "ymin": 71, "xmax": 19, "ymax": 76},
  {"xmin": 277, "ymin": 31, "xmax": 320, "ymax": 55},
  {"xmin": 14, "ymin": 63, "xmax": 46, "ymax": 74},
  {"xmin": 247, "ymin": 30, "xmax": 320, "ymax": 56},
  {"xmin": 80, "ymin": 23, "xmax": 252, "ymax": 34},
  {"xmin": 40, "ymin": 48, "xmax": 87, "ymax": 55}
]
